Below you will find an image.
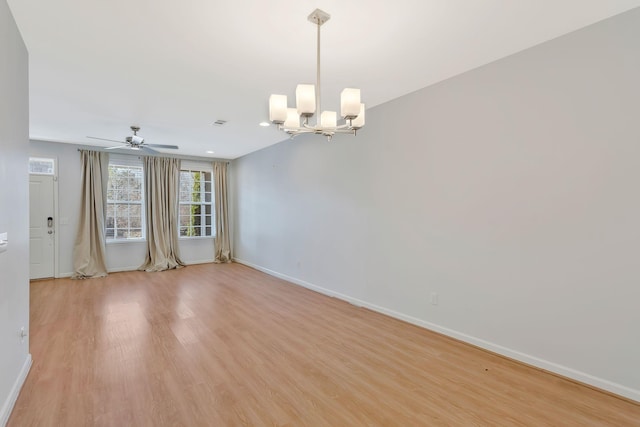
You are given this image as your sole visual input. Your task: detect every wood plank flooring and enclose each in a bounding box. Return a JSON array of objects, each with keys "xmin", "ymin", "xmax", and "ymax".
[{"xmin": 9, "ymin": 263, "xmax": 640, "ymax": 426}]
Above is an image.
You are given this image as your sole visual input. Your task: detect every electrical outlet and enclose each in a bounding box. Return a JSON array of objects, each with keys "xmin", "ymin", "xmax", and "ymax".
[
  {"xmin": 19, "ymin": 327, "xmax": 27, "ymax": 343},
  {"xmin": 430, "ymin": 292, "xmax": 439, "ymax": 306}
]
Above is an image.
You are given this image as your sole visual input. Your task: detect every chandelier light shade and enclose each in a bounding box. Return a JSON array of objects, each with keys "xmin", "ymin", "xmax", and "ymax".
[
  {"xmin": 284, "ymin": 108, "xmax": 300, "ymax": 130},
  {"xmin": 269, "ymin": 94, "xmax": 288, "ymax": 124},
  {"xmin": 268, "ymin": 9, "xmax": 366, "ymax": 140},
  {"xmin": 296, "ymin": 84, "xmax": 316, "ymax": 116}
]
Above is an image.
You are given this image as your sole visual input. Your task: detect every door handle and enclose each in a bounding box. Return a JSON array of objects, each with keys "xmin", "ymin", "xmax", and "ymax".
[
  {"xmin": 48, "ymin": 230, "xmax": 54, "ymax": 235},
  {"xmin": 47, "ymin": 217, "xmax": 53, "ymax": 227}
]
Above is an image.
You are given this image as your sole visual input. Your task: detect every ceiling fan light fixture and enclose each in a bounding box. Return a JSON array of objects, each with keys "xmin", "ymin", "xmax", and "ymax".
[
  {"xmin": 268, "ymin": 9, "xmax": 365, "ymax": 140},
  {"xmin": 86, "ymin": 125, "xmax": 179, "ymax": 152}
]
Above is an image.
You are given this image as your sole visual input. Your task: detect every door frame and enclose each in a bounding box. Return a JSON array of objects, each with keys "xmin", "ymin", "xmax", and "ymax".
[{"xmin": 29, "ymin": 156, "xmax": 60, "ymax": 278}]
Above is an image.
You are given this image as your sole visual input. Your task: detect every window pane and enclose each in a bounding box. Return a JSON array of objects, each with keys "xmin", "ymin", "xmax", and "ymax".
[
  {"xmin": 130, "ymin": 205, "xmax": 142, "ymax": 228},
  {"xmin": 179, "ymin": 168, "xmax": 214, "ymax": 238},
  {"xmin": 116, "ymin": 188, "xmax": 127, "ymax": 200},
  {"xmin": 106, "ymin": 163, "xmax": 144, "ymax": 240},
  {"xmin": 180, "ymin": 215, "xmax": 192, "ymax": 227},
  {"xmin": 128, "ymin": 229, "xmax": 143, "ymax": 239},
  {"xmin": 29, "ymin": 158, "xmax": 55, "ymax": 175}
]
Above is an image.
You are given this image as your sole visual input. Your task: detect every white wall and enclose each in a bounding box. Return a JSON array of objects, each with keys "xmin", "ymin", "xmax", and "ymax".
[
  {"xmin": 0, "ymin": 1, "xmax": 31, "ymax": 424},
  {"xmin": 233, "ymin": 9, "xmax": 640, "ymax": 401},
  {"xmin": 29, "ymin": 140, "xmax": 217, "ymax": 276}
]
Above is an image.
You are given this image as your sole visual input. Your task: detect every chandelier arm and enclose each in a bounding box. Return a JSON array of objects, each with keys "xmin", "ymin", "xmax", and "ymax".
[
  {"xmin": 332, "ymin": 129, "xmax": 356, "ymax": 135},
  {"xmin": 287, "ymin": 127, "xmax": 315, "ymax": 134},
  {"xmin": 335, "ymin": 123, "xmax": 353, "ymax": 130}
]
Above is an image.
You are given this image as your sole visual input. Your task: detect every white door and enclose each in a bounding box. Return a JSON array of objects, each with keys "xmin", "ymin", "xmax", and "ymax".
[{"xmin": 30, "ymin": 175, "xmax": 55, "ymax": 279}]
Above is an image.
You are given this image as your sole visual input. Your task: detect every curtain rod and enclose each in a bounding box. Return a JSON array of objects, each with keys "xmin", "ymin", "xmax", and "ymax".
[{"xmin": 76, "ymin": 148, "xmax": 230, "ymax": 164}]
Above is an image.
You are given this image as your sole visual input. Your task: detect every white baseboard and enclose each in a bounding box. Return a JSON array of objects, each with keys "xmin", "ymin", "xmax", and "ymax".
[
  {"xmin": 184, "ymin": 259, "xmax": 215, "ymax": 266},
  {"xmin": 0, "ymin": 354, "xmax": 32, "ymax": 427},
  {"xmin": 233, "ymin": 258, "xmax": 640, "ymax": 403}
]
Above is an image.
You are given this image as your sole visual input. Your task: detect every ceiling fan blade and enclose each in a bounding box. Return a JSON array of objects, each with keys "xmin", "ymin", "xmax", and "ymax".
[
  {"xmin": 144, "ymin": 143, "xmax": 179, "ymax": 149},
  {"xmin": 87, "ymin": 136, "xmax": 125, "ymax": 144},
  {"xmin": 139, "ymin": 146, "xmax": 159, "ymax": 154},
  {"xmin": 105, "ymin": 146, "xmax": 125, "ymax": 150}
]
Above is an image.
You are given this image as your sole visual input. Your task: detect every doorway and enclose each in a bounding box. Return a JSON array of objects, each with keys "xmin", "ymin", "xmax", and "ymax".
[{"xmin": 29, "ymin": 158, "xmax": 56, "ymax": 279}]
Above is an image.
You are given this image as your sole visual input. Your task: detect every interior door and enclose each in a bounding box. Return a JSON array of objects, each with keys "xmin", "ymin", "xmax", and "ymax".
[{"xmin": 30, "ymin": 175, "xmax": 55, "ymax": 279}]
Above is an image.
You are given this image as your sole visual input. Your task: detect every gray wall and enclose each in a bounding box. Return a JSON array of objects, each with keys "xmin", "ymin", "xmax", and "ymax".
[
  {"xmin": 29, "ymin": 140, "xmax": 218, "ymax": 276},
  {"xmin": 0, "ymin": 0, "xmax": 30, "ymax": 423},
  {"xmin": 233, "ymin": 9, "xmax": 640, "ymax": 400}
]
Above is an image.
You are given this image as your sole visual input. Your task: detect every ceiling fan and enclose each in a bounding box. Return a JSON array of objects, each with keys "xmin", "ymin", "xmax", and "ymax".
[{"xmin": 87, "ymin": 126, "xmax": 179, "ymax": 154}]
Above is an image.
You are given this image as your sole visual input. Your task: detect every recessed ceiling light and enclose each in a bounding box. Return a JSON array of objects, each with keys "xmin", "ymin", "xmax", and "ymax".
[
  {"xmin": 259, "ymin": 122, "xmax": 270, "ymax": 127},
  {"xmin": 206, "ymin": 150, "xmax": 215, "ymax": 154}
]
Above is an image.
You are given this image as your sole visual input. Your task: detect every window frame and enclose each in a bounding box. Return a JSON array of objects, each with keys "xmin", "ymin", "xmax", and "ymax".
[
  {"xmin": 105, "ymin": 155, "xmax": 145, "ymax": 242},
  {"xmin": 178, "ymin": 163, "xmax": 215, "ymax": 239},
  {"xmin": 29, "ymin": 157, "xmax": 56, "ymax": 175}
]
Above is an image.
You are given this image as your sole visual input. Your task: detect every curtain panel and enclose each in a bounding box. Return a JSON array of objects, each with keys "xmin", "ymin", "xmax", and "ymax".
[
  {"xmin": 72, "ymin": 150, "xmax": 109, "ymax": 279},
  {"xmin": 139, "ymin": 156, "xmax": 185, "ymax": 272},
  {"xmin": 214, "ymin": 161, "xmax": 231, "ymax": 263}
]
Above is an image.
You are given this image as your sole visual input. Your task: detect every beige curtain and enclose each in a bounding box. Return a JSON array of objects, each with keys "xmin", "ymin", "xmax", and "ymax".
[
  {"xmin": 139, "ymin": 156, "xmax": 185, "ymax": 272},
  {"xmin": 214, "ymin": 161, "xmax": 231, "ymax": 263},
  {"xmin": 72, "ymin": 150, "xmax": 109, "ymax": 279}
]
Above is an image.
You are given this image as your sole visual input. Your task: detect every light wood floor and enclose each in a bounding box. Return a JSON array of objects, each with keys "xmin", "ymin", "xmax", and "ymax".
[{"xmin": 9, "ymin": 263, "xmax": 640, "ymax": 426}]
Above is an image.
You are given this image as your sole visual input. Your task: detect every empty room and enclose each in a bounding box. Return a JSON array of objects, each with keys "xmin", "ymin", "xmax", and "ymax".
[{"xmin": 1, "ymin": 0, "xmax": 640, "ymax": 425}]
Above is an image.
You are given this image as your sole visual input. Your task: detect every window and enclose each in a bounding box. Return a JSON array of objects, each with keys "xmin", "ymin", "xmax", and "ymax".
[
  {"xmin": 29, "ymin": 157, "xmax": 55, "ymax": 175},
  {"xmin": 106, "ymin": 157, "xmax": 144, "ymax": 240},
  {"xmin": 179, "ymin": 165, "xmax": 214, "ymax": 238}
]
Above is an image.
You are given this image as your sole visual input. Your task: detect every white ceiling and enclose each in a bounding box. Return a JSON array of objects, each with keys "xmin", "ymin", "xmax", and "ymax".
[{"xmin": 8, "ymin": 1, "xmax": 640, "ymax": 159}]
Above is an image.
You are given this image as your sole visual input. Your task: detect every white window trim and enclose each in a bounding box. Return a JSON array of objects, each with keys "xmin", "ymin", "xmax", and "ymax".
[
  {"xmin": 179, "ymin": 161, "xmax": 215, "ymax": 239},
  {"xmin": 106, "ymin": 154, "xmax": 146, "ymax": 242}
]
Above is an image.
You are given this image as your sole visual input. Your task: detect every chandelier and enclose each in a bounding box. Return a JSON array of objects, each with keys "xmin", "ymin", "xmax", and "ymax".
[{"xmin": 268, "ymin": 9, "xmax": 365, "ymax": 140}]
